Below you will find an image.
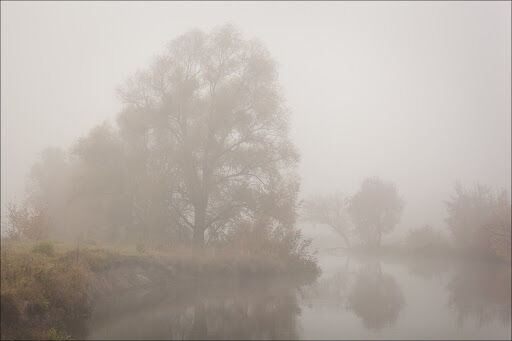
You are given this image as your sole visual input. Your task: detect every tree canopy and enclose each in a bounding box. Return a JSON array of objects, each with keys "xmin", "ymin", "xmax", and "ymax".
[
  {"xmin": 116, "ymin": 24, "xmax": 299, "ymax": 245},
  {"xmin": 12, "ymin": 25, "xmax": 302, "ymax": 250}
]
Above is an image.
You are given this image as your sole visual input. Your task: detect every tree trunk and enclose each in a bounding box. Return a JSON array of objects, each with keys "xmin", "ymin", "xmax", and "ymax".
[
  {"xmin": 193, "ymin": 227, "xmax": 204, "ymax": 246},
  {"xmin": 193, "ymin": 206, "xmax": 206, "ymax": 246}
]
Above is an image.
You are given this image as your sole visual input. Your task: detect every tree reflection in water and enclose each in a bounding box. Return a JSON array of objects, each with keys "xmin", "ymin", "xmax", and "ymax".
[
  {"xmin": 85, "ymin": 259, "xmax": 511, "ymax": 339},
  {"xmin": 187, "ymin": 287, "xmax": 300, "ymax": 340},
  {"xmin": 310, "ymin": 259, "xmax": 405, "ymax": 331},
  {"xmin": 347, "ymin": 262, "xmax": 405, "ymax": 331},
  {"xmin": 86, "ymin": 278, "xmax": 303, "ymax": 340}
]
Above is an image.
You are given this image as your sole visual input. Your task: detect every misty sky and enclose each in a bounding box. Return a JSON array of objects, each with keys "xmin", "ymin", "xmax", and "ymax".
[{"xmin": 1, "ymin": 1, "xmax": 510, "ymax": 238}]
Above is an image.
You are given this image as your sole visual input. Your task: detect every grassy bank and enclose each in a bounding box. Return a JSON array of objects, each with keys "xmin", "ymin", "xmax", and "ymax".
[
  {"xmin": 1, "ymin": 241, "xmax": 92, "ymax": 340},
  {"xmin": 1, "ymin": 240, "xmax": 319, "ymax": 340}
]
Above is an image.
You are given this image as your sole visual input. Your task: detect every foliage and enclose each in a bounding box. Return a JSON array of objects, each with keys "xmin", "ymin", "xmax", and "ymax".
[
  {"xmin": 12, "ymin": 25, "xmax": 308, "ymax": 259},
  {"xmin": 1, "ymin": 242, "xmax": 91, "ymax": 340},
  {"xmin": 487, "ymin": 224, "xmax": 511, "ymax": 263},
  {"xmin": 116, "ymin": 24, "xmax": 299, "ymax": 245},
  {"xmin": 222, "ymin": 221, "xmax": 319, "ymax": 277},
  {"xmin": 445, "ymin": 183, "xmax": 510, "ymax": 260}
]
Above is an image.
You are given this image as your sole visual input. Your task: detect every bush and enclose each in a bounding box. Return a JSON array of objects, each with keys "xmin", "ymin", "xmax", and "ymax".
[
  {"xmin": 406, "ymin": 225, "xmax": 449, "ymax": 254},
  {"xmin": 222, "ymin": 222, "xmax": 320, "ymax": 278},
  {"xmin": 32, "ymin": 241, "xmax": 55, "ymax": 256}
]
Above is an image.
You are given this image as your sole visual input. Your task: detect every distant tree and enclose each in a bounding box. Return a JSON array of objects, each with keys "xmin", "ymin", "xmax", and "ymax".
[
  {"xmin": 445, "ymin": 183, "xmax": 510, "ymax": 259},
  {"xmin": 117, "ymin": 24, "xmax": 299, "ymax": 245},
  {"xmin": 302, "ymin": 192, "xmax": 352, "ymax": 247},
  {"xmin": 59, "ymin": 121, "xmax": 186, "ymax": 246},
  {"xmin": 487, "ymin": 222, "xmax": 511, "ymax": 263},
  {"xmin": 70, "ymin": 122, "xmax": 132, "ymax": 242},
  {"xmin": 482, "ymin": 191, "xmax": 510, "ymax": 262},
  {"xmin": 25, "ymin": 147, "xmax": 72, "ymax": 239},
  {"xmin": 348, "ymin": 177, "xmax": 404, "ymax": 247}
]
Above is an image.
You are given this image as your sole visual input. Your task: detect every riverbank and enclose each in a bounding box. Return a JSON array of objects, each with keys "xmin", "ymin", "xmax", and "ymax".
[
  {"xmin": 1, "ymin": 240, "xmax": 319, "ymax": 340},
  {"xmin": 329, "ymin": 241, "xmax": 510, "ymax": 265}
]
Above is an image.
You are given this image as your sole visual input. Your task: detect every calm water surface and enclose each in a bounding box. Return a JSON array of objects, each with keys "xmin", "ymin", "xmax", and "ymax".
[{"xmin": 85, "ymin": 251, "xmax": 511, "ymax": 340}]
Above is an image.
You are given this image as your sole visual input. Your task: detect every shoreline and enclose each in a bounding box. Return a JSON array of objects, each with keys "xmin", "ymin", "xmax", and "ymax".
[{"xmin": 1, "ymin": 240, "xmax": 319, "ymax": 340}]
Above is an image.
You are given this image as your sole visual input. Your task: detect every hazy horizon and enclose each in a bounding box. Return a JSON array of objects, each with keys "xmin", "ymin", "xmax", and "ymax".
[{"xmin": 2, "ymin": 1, "xmax": 510, "ymax": 240}]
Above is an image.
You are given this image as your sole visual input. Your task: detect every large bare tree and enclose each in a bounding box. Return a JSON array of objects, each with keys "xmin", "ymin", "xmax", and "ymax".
[{"xmin": 117, "ymin": 25, "xmax": 299, "ymax": 245}]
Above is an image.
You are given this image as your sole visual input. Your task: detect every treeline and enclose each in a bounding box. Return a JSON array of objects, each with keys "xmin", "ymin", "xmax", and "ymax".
[
  {"xmin": 4, "ymin": 25, "xmax": 313, "ymax": 265},
  {"xmin": 304, "ymin": 179, "xmax": 511, "ymax": 263}
]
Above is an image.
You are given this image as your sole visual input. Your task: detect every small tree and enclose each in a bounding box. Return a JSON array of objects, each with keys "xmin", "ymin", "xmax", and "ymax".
[
  {"xmin": 302, "ymin": 192, "xmax": 352, "ymax": 247},
  {"xmin": 348, "ymin": 177, "xmax": 404, "ymax": 247}
]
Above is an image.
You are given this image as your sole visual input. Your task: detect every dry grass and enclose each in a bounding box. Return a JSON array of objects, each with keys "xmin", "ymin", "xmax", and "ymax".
[
  {"xmin": 146, "ymin": 245, "xmax": 318, "ymax": 279},
  {"xmin": 1, "ymin": 240, "xmax": 92, "ymax": 340},
  {"xmin": 1, "ymin": 239, "xmax": 319, "ymax": 340}
]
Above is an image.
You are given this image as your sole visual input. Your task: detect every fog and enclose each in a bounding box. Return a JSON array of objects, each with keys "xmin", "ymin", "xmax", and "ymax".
[
  {"xmin": 2, "ymin": 2, "xmax": 510, "ymax": 236},
  {"xmin": 1, "ymin": 2, "xmax": 510, "ymax": 340}
]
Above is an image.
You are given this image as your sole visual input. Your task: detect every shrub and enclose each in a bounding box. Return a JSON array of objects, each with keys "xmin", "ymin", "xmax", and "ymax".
[
  {"xmin": 222, "ymin": 222, "xmax": 320, "ymax": 277},
  {"xmin": 1, "ymin": 242, "xmax": 91, "ymax": 340},
  {"xmin": 47, "ymin": 327, "xmax": 70, "ymax": 340},
  {"xmin": 406, "ymin": 225, "xmax": 449, "ymax": 254},
  {"xmin": 32, "ymin": 241, "xmax": 55, "ymax": 256}
]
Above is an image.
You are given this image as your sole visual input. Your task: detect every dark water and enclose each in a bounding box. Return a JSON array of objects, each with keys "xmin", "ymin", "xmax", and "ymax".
[{"xmin": 84, "ymin": 252, "xmax": 511, "ymax": 340}]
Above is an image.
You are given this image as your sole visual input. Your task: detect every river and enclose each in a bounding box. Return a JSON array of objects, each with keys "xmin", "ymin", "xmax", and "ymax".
[{"xmin": 82, "ymin": 250, "xmax": 511, "ymax": 340}]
